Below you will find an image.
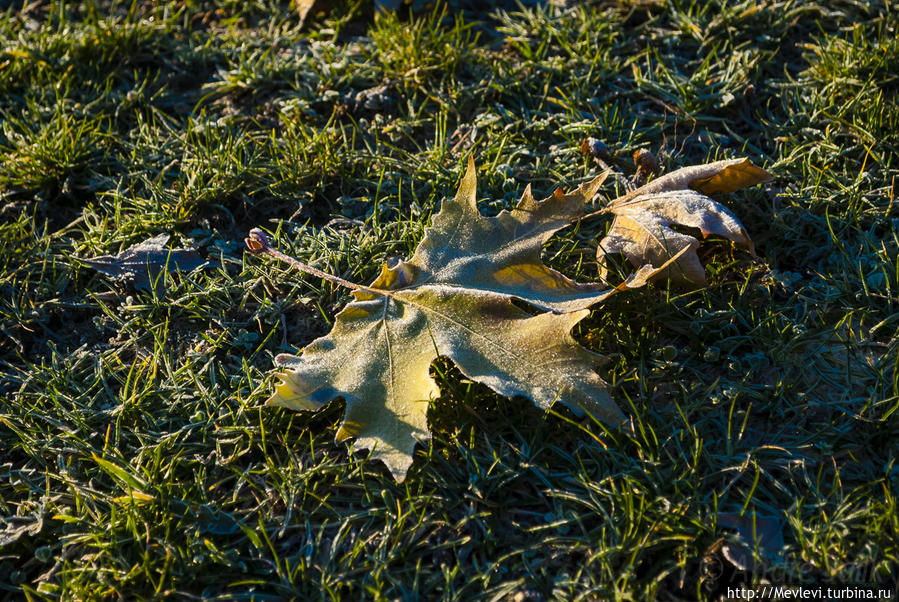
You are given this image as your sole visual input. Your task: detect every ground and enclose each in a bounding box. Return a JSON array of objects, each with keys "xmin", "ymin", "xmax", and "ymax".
[{"xmin": 0, "ymin": 0, "xmax": 897, "ymax": 599}]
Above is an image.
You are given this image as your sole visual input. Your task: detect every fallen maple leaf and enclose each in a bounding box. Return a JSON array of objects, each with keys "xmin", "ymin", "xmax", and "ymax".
[
  {"xmin": 295, "ymin": 0, "xmax": 328, "ymax": 29},
  {"xmin": 81, "ymin": 234, "xmax": 208, "ymax": 292},
  {"xmin": 248, "ymin": 159, "xmax": 674, "ymax": 481},
  {"xmin": 596, "ymin": 158, "xmax": 770, "ymax": 287}
]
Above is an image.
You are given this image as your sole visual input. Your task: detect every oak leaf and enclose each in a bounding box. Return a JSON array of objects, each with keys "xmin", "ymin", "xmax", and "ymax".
[
  {"xmin": 597, "ymin": 158, "xmax": 770, "ymax": 287},
  {"xmin": 260, "ymin": 159, "xmax": 663, "ymax": 481}
]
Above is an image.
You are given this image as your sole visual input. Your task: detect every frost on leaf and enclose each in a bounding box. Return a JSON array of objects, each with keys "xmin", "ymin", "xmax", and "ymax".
[
  {"xmin": 80, "ymin": 234, "xmax": 208, "ymax": 293},
  {"xmin": 597, "ymin": 158, "xmax": 770, "ymax": 287},
  {"xmin": 265, "ymin": 158, "xmax": 660, "ymax": 481}
]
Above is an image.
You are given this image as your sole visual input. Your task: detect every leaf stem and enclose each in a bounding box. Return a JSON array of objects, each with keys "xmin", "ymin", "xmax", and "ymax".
[
  {"xmin": 245, "ymin": 229, "xmax": 393, "ymax": 298},
  {"xmin": 577, "ymin": 205, "xmax": 614, "ymax": 223}
]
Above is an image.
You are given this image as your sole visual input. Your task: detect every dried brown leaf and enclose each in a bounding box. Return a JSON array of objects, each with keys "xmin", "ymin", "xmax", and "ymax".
[
  {"xmin": 610, "ymin": 157, "xmax": 771, "ymax": 206},
  {"xmin": 598, "ymin": 158, "xmax": 770, "ymax": 287}
]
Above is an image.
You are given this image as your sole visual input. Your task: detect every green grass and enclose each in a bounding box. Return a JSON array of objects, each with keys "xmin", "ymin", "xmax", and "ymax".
[{"xmin": 1, "ymin": 0, "xmax": 897, "ymax": 599}]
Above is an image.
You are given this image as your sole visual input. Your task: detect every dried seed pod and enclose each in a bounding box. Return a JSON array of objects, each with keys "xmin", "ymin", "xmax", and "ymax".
[
  {"xmin": 632, "ymin": 148, "xmax": 658, "ymax": 187},
  {"xmin": 633, "ymin": 148, "xmax": 658, "ymax": 174},
  {"xmin": 580, "ymin": 137, "xmax": 612, "ymax": 161}
]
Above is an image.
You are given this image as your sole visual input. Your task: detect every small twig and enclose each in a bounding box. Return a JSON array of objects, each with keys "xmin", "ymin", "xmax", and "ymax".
[
  {"xmin": 244, "ymin": 228, "xmax": 392, "ymax": 298},
  {"xmin": 595, "ymin": 157, "xmax": 635, "ymax": 193},
  {"xmin": 580, "ymin": 138, "xmax": 634, "ymax": 194}
]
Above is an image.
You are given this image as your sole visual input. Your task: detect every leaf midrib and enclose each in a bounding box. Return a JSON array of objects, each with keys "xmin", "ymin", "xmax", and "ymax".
[{"xmin": 381, "ymin": 286, "xmax": 585, "ymax": 399}]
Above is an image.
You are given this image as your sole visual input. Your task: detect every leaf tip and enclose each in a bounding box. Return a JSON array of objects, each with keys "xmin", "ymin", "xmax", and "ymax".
[
  {"xmin": 455, "ymin": 155, "xmax": 479, "ymax": 209},
  {"xmin": 267, "ymin": 371, "xmax": 323, "ymax": 412},
  {"xmin": 516, "ymin": 183, "xmax": 535, "ymax": 209},
  {"xmin": 336, "ymin": 421, "xmax": 360, "ymax": 442},
  {"xmin": 691, "ymin": 158, "xmax": 772, "ymax": 194},
  {"xmin": 581, "ymin": 168, "xmax": 610, "ymax": 202}
]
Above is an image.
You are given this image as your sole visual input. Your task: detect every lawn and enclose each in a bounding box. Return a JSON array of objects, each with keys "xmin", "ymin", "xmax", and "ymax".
[{"xmin": 1, "ymin": 0, "xmax": 897, "ymax": 599}]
